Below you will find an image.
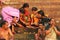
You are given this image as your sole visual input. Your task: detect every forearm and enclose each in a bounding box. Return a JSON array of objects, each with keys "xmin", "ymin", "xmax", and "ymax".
[
  {"xmin": 45, "ymin": 28, "xmax": 52, "ymax": 35},
  {"xmin": 16, "ymin": 23, "xmax": 23, "ymax": 28},
  {"xmin": 55, "ymin": 29, "xmax": 60, "ymax": 35},
  {"xmin": 8, "ymin": 28, "xmax": 14, "ymax": 36},
  {"xmin": 54, "ymin": 27, "xmax": 60, "ymax": 35},
  {"xmin": 45, "ymin": 30, "xmax": 50, "ymax": 35},
  {"xmin": 20, "ymin": 19, "xmax": 26, "ymax": 24},
  {"xmin": 56, "ymin": 31, "xmax": 60, "ymax": 35},
  {"xmin": 20, "ymin": 18, "xmax": 30, "ymax": 26}
]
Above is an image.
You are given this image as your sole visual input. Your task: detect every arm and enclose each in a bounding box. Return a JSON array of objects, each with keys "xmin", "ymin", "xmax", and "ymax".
[
  {"xmin": 8, "ymin": 28, "xmax": 13, "ymax": 37},
  {"xmin": 15, "ymin": 22, "xmax": 24, "ymax": 28},
  {"xmin": 45, "ymin": 28, "xmax": 52, "ymax": 35},
  {"xmin": 8, "ymin": 28, "xmax": 14, "ymax": 40},
  {"xmin": 31, "ymin": 14, "xmax": 34, "ymax": 24},
  {"xmin": 20, "ymin": 18, "xmax": 29, "ymax": 26},
  {"xmin": 12, "ymin": 25, "xmax": 15, "ymax": 32},
  {"xmin": 12, "ymin": 18, "xmax": 24, "ymax": 28},
  {"xmin": 20, "ymin": 14, "xmax": 26, "ymax": 24},
  {"xmin": 20, "ymin": 18, "xmax": 26, "ymax": 24},
  {"xmin": 54, "ymin": 27, "xmax": 60, "ymax": 35}
]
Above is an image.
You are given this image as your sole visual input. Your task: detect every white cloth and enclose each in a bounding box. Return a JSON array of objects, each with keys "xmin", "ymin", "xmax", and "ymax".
[{"xmin": 45, "ymin": 27, "xmax": 57, "ymax": 40}]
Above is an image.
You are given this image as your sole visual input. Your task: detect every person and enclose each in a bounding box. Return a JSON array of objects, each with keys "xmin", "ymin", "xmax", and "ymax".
[
  {"xmin": 35, "ymin": 23, "xmax": 45, "ymax": 40},
  {"xmin": 37, "ymin": 10, "xmax": 50, "ymax": 27},
  {"xmin": 10, "ymin": 16, "xmax": 19, "ymax": 33},
  {"xmin": 21, "ymin": 3, "xmax": 31, "ymax": 26},
  {"xmin": 31, "ymin": 7, "xmax": 38, "ymax": 24},
  {"xmin": 22, "ymin": 3, "xmax": 30, "ymax": 16},
  {"xmin": 45, "ymin": 18, "xmax": 60, "ymax": 40},
  {"xmin": 1, "ymin": 6, "xmax": 19, "ymax": 34},
  {"xmin": 31, "ymin": 9, "xmax": 42, "ymax": 27},
  {"xmin": 0, "ymin": 21, "xmax": 13, "ymax": 40},
  {"xmin": 13, "ymin": 8, "xmax": 30, "ymax": 28},
  {"xmin": 35, "ymin": 29, "xmax": 42, "ymax": 40},
  {"xmin": 25, "ymin": 8, "xmax": 39, "ymax": 33}
]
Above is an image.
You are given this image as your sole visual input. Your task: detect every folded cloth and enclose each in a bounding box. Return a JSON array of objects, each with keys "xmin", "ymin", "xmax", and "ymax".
[{"xmin": 1, "ymin": 6, "xmax": 19, "ymax": 24}]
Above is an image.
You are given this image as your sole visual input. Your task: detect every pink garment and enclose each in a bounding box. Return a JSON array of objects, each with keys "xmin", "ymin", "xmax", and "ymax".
[
  {"xmin": 1, "ymin": 6, "xmax": 19, "ymax": 24},
  {"xmin": 0, "ymin": 0, "xmax": 6, "ymax": 3}
]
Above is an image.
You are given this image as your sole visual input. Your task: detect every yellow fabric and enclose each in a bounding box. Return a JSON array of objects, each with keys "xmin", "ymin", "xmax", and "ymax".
[
  {"xmin": 31, "ymin": 14, "xmax": 39, "ymax": 25},
  {"xmin": 45, "ymin": 27, "xmax": 57, "ymax": 40},
  {"xmin": 31, "ymin": 14, "xmax": 34, "ymax": 18},
  {"xmin": 34, "ymin": 15, "xmax": 39, "ymax": 25}
]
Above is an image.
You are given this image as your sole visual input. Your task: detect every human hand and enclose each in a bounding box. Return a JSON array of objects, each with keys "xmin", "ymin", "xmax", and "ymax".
[
  {"xmin": 10, "ymin": 36, "xmax": 14, "ymax": 40},
  {"xmin": 25, "ymin": 23, "xmax": 30, "ymax": 26}
]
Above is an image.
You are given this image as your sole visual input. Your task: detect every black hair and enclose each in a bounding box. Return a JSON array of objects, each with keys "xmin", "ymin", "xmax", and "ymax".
[
  {"xmin": 32, "ymin": 7, "xmax": 38, "ymax": 11},
  {"xmin": 22, "ymin": 3, "xmax": 29, "ymax": 8},
  {"xmin": 0, "ymin": 20, "xmax": 7, "ymax": 27},
  {"xmin": 38, "ymin": 10, "xmax": 45, "ymax": 16},
  {"xmin": 19, "ymin": 8, "xmax": 25, "ymax": 14}
]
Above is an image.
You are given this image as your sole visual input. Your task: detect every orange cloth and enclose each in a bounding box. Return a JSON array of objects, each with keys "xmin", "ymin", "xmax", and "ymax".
[{"xmin": 34, "ymin": 17, "xmax": 39, "ymax": 24}]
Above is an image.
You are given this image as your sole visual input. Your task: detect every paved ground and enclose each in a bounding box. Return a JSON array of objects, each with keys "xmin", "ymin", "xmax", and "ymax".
[
  {"xmin": 14, "ymin": 27, "xmax": 60, "ymax": 40},
  {"xmin": 14, "ymin": 33, "xmax": 35, "ymax": 40}
]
